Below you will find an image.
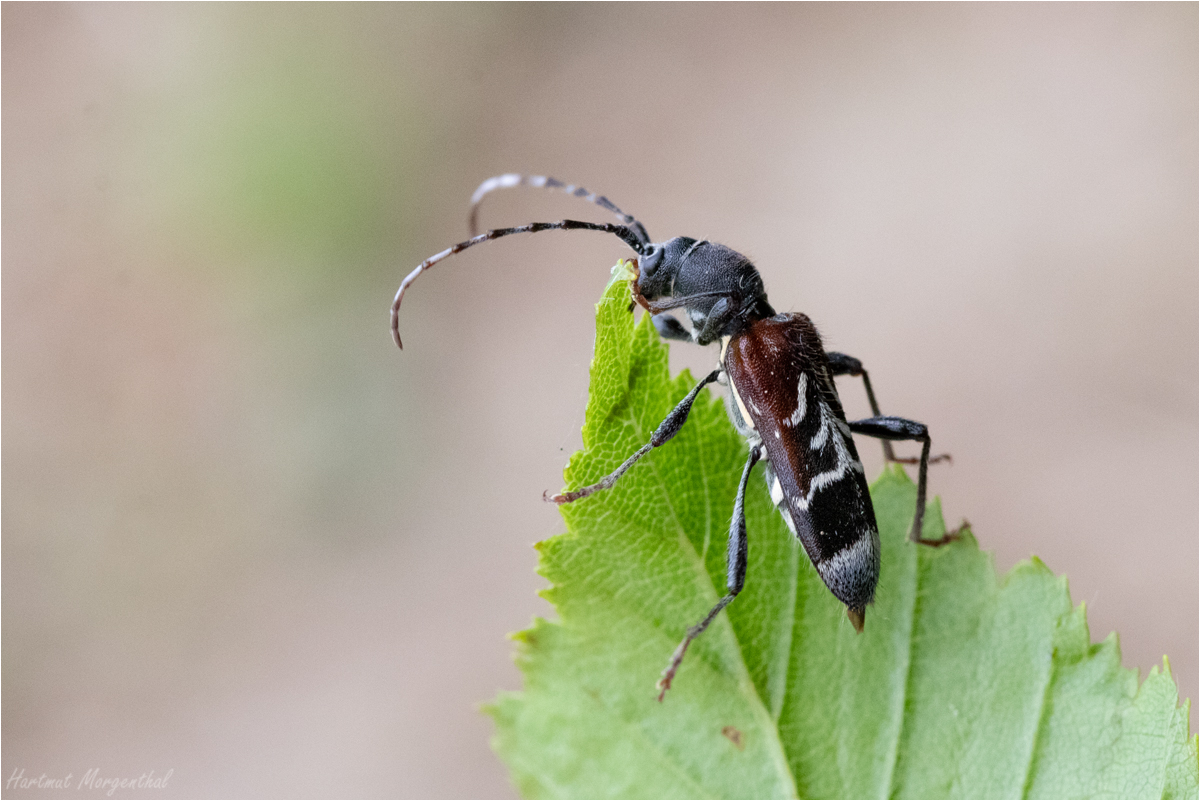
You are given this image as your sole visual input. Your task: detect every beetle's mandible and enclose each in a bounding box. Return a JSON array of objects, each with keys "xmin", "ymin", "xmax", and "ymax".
[{"xmin": 391, "ymin": 174, "xmax": 951, "ymax": 700}]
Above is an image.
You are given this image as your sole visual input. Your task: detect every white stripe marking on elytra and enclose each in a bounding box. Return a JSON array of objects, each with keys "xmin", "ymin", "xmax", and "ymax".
[
  {"xmin": 730, "ymin": 383, "xmax": 756, "ymax": 431},
  {"xmin": 810, "ymin": 406, "xmax": 830, "ymax": 450},
  {"xmin": 792, "ymin": 399, "xmax": 866, "ymax": 512},
  {"xmin": 786, "ymin": 373, "xmax": 808, "ymax": 427}
]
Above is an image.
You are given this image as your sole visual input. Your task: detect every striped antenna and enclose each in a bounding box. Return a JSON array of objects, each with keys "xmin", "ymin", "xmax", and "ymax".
[
  {"xmin": 468, "ymin": 174, "xmax": 651, "ymax": 246},
  {"xmin": 391, "ymin": 219, "xmax": 647, "ymax": 349}
]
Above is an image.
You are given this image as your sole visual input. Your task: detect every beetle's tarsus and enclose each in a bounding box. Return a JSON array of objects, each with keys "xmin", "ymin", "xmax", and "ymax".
[
  {"xmin": 917, "ymin": 518, "xmax": 969, "ymax": 548},
  {"xmin": 889, "ymin": 452, "xmax": 951, "ymax": 466}
]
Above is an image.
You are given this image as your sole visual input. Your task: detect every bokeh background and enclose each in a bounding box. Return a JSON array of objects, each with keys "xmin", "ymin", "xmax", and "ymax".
[{"xmin": 3, "ymin": 4, "xmax": 1196, "ymax": 798}]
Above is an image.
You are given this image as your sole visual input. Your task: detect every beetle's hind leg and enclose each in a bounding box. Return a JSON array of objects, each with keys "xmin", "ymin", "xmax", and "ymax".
[
  {"xmin": 657, "ymin": 444, "xmax": 762, "ymax": 701},
  {"xmin": 546, "ymin": 369, "xmax": 721, "ymax": 504},
  {"xmin": 846, "ymin": 416, "xmax": 956, "ymax": 546},
  {"xmin": 827, "ymin": 352, "xmax": 950, "ymax": 467}
]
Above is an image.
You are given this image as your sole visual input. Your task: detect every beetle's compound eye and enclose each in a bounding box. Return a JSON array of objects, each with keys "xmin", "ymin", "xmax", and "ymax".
[{"xmin": 640, "ymin": 244, "xmax": 664, "ymax": 277}]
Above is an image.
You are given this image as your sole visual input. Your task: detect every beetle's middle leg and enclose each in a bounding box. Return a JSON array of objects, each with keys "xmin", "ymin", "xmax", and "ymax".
[
  {"xmin": 828, "ymin": 351, "xmax": 950, "ymax": 468},
  {"xmin": 546, "ymin": 369, "xmax": 721, "ymax": 505},
  {"xmin": 657, "ymin": 443, "xmax": 762, "ymax": 701}
]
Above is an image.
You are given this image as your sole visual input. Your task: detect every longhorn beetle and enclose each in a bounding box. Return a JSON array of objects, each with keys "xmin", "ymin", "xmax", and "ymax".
[{"xmin": 391, "ymin": 174, "xmax": 951, "ymax": 700}]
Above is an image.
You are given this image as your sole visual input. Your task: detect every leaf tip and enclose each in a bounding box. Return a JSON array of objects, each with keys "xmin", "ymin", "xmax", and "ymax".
[
  {"xmin": 610, "ymin": 258, "xmax": 636, "ymax": 283},
  {"xmin": 1157, "ymin": 654, "xmax": 1173, "ymax": 679}
]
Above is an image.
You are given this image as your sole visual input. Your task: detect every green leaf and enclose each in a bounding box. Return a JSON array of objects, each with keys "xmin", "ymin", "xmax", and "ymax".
[{"xmin": 487, "ymin": 273, "xmax": 1198, "ymax": 799}]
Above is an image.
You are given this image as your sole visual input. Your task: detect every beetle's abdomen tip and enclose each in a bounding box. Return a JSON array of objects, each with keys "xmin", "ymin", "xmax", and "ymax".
[
  {"xmin": 847, "ymin": 606, "xmax": 866, "ymax": 633},
  {"xmin": 814, "ymin": 532, "xmax": 880, "ymax": 613}
]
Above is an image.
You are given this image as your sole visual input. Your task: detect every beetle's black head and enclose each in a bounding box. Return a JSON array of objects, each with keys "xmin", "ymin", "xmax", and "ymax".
[{"xmin": 635, "ymin": 237, "xmax": 774, "ymax": 344}]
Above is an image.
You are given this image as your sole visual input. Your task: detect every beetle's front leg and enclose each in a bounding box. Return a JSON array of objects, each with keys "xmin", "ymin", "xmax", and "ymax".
[
  {"xmin": 546, "ymin": 369, "xmax": 721, "ymax": 504},
  {"xmin": 691, "ymin": 297, "xmax": 737, "ymax": 346},
  {"xmin": 651, "ymin": 313, "xmax": 693, "ymax": 342}
]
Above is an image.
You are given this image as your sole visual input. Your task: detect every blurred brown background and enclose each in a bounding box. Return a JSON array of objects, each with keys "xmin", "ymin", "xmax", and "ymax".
[{"xmin": 3, "ymin": 4, "xmax": 1196, "ymax": 798}]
